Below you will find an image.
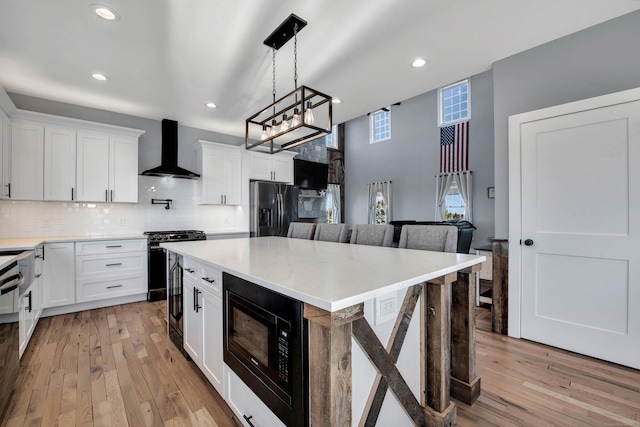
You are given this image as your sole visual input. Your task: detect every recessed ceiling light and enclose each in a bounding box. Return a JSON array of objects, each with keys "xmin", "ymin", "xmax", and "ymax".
[
  {"xmin": 332, "ymin": 98, "xmax": 342, "ymax": 104},
  {"xmin": 205, "ymin": 102, "xmax": 217, "ymax": 109},
  {"xmin": 411, "ymin": 58, "xmax": 427, "ymax": 68},
  {"xmin": 92, "ymin": 73, "xmax": 109, "ymax": 81},
  {"xmin": 90, "ymin": 4, "xmax": 120, "ymax": 21}
]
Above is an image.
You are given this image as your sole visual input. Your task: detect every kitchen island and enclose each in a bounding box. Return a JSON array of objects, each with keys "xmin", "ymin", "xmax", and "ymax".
[{"xmin": 162, "ymin": 237, "xmax": 485, "ymax": 427}]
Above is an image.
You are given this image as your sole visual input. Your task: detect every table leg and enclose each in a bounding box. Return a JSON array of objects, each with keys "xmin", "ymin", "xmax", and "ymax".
[{"xmin": 451, "ymin": 266, "xmax": 482, "ymax": 404}]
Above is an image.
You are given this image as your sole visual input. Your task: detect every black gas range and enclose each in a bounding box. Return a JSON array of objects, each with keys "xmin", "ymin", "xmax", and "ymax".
[{"xmin": 144, "ymin": 230, "xmax": 207, "ymax": 301}]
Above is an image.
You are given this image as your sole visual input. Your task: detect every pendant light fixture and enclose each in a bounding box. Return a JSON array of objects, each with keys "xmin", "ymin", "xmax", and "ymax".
[{"xmin": 246, "ymin": 14, "xmax": 333, "ymax": 154}]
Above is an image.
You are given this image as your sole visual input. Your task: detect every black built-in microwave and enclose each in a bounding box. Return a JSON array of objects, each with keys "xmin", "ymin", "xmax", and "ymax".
[{"xmin": 223, "ymin": 272, "xmax": 308, "ymax": 427}]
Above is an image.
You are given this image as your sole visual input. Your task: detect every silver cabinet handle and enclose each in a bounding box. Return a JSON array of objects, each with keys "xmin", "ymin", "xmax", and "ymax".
[
  {"xmin": 105, "ymin": 263, "xmax": 122, "ymax": 267},
  {"xmin": 202, "ymin": 277, "xmax": 215, "ymax": 284},
  {"xmin": 106, "ymin": 189, "xmax": 108, "ymax": 202},
  {"xmin": 106, "ymin": 245, "xmax": 122, "ymax": 248},
  {"xmin": 106, "ymin": 284, "xmax": 123, "ymax": 289},
  {"xmin": 110, "ymin": 190, "xmax": 113, "ymax": 202}
]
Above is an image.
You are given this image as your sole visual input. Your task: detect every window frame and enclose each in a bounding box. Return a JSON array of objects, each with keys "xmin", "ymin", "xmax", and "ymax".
[
  {"xmin": 369, "ymin": 109, "xmax": 391, "ymax": 144},
  {"xmin": 325, "ymin": 124, "xmax": 338, "ymax": 150},
  {"xmin": 444, "ymin": 181, "xmax": 466, "ymax": 220},
  {"xmin": 438, "ymin": 79, "xmax": 470, "ymax": 127}
]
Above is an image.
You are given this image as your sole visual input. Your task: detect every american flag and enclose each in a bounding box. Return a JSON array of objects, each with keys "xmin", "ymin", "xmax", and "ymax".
[{"xmin": 440, "ymin": 121, "xmax": 469, "ymax": 173}]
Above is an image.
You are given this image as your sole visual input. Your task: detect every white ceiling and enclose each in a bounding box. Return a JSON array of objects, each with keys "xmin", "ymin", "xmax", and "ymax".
[{"xmin": 1, "ymin": 0, "xmax": 639, "ymax": 138}]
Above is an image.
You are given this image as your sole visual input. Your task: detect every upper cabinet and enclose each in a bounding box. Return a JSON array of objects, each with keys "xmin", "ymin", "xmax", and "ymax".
[
  {"xmin": 10, "ymin": 119, "xmax": 44, "ymax": 200},
  {"xmin": 44, "ymin": 126, "xmax": 76, "ymax": 201},
  {"xmin": 195, "ymin": 140, "xmax": 242, "ymax": 205},
  {"xmin": 0, "ymin": 107, "xmax": 11, "ymax": 199},
  {"xmin": 7, "ymin": 110, "xmax": 144, "ymax": 203},
  {"xmin": 247, "ymin": 150, "xmax": 295, "ymax": 183}
]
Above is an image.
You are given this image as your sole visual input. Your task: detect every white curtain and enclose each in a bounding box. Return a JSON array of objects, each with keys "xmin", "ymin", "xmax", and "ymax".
[
  {"xmin": 435, "ymin": 173, "xmax": 453, "ymax": 221},
  {"xmin": 454, "ymin": 171, "xmax": 473, "ymax": 222},
  {"xmin": 327, "ymin": 184, "xmax": 341, "ymax": 223},
  {"xmin": 367, "ymin": 181, "xmax": 392, "ymax": 224}
]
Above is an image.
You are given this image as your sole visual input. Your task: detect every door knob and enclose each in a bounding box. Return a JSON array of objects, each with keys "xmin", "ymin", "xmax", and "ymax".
[{"xmin": 524, "ymin": 239, "xmax": 534, "ymax": 246}]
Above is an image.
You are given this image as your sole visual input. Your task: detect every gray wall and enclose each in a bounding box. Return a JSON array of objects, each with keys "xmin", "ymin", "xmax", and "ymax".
[
  {"xmin": 8, "ymin": 93, "xmax": 245, "ymax": 174},
  {"xmin": 493, "ymin": 9, "xmax": 640, "ymax": 238},
  {"xmin": 344, "ymin": 70, "xmax": 495, "ymax": 247}
]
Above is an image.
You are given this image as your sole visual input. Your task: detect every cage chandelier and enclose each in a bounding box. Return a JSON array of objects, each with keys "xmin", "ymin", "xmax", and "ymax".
[{"xmin": 245, "ymin": 14, "xmax": 333, "ymax": 154}]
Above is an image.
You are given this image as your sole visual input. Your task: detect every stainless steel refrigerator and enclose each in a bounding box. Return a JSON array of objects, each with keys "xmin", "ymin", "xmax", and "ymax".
[{"xmin": 250, "ymin": 181, "xmax": 299, "ymax": 237}]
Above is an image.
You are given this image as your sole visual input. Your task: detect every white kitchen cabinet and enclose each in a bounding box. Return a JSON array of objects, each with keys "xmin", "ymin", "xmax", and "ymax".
[
  {"xmin": 76, "ymin": 131, "xmax": 138, "ymax": 203},
  {"xmin": 42, "ymin": 242, "xmax": 76, "ymax": 308},
  {"xmin": 44, "ymin": 126, "xmax": 76, "ymax": 201},
  {"xmin": 10, "ymin": 119, "xmax": 44, "ymax": 200},
  {"xmin": 195, "ymin": 140, "xmax": 242, "ymax": 205},
  {"xmin": 248, "ymin": 151, "xmax": 295, "ymax": 183},
  {"xmin": 182, "ymin": 257, "xmax": 224, "ymax": 395},
  {"xmin": 8, "ymin": 111, "xmax": 143, "ymax": 203},
  {"xmin": 109, "ymin": 135, "xmax": 139, "ymax": 203},
  {"xmin": 75, "ymin": 239, "xmax": 147, "ymax": 303},
  {"xmin": 76, "ymin": 131, "xmax": 110, "ymax": 202},
  {"xmin": 184, "ymin": 276, "xmax": 203, "ymax": 362},
  {"xmin": 0, "ymin": 107, "xmax": 11, "ymax": 199},
  {"xmin": 224, "ymin": 365, "xmax": 286, "ymax": 427},
  {"xmin": 19, "ymin": 275, "xmax": 40, "ymax": 358}
]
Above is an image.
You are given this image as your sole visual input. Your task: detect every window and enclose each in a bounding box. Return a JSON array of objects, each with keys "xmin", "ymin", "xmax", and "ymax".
[
  {"xmin": 375, "ymin": 192, "xmax": 387, "ymax": 224},
  {"xmin": 444, "ymin": 182, "xmax": 466, "ymax": 220},
  {"xmin": 325, "ymin": 125, "xmax": 338, "ymax": 150},
  {"xmin": 438, "ymin": 79, "xmax": 470, "ymax": 126},
  {"xmin": 370, "ymin": 109, "xmax": 391, "ymax": 143}
]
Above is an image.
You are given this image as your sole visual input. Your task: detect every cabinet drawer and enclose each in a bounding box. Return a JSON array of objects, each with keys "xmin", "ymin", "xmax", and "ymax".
[
  {"xmin": 77, "ymin": 275, "xmax": 146, "ymax": 303},
  {"xmin": 224, "ymin": 365, "xmax": 286, "ymax": 427},
  {"xmin": 201, "ymin": 266, "xmax": 221, "ymax": 297},
  {"xmin": 76, "ymin": 252, "xmax": 145, "ymax": 278},
  {"xmin": 75, "ymin": 239, "xmax": 146, "ymax": 255},
  {"xmin": 183, "ymin": 257, "xmax": 201, "ymax": 282}
]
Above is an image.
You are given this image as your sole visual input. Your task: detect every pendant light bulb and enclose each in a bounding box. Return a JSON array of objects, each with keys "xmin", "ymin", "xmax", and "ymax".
[
  {"xmin": 292, "ymin": 108, "xmax": 301, "ymax": 127},
  {"xmin": 261, "ymin": 125, "xmax": 269, "ymax": 141},
  {"xmin": 304, "ymin": 101, "xmax": 315, "ymax": 125},
  {"xmin": 280, "ymin": 113, "xmax": 290, "ymax": 132},
  {"xmin": 270, "ymin": 120, "xmax": 278, "ymax": 137}
]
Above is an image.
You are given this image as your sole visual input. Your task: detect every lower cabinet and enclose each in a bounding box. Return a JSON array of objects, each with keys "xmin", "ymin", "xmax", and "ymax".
[
  {"xmin": 183, "ymin": 258, "xmax": 224, "ymax": 396},
  {"xmin": 42, "ymin": 242, "xmax": 76, "ymax": 308},
  {"xmin": 19, "ymin": 279, "xmax": 39, "ymax": 358},
  {"xmin": 75, "ymin": 239, "xmax": 147, "ymax": 303},
  {"xmin": 224, "ymin": 365, "xmax": 286, "ymax": 427}
]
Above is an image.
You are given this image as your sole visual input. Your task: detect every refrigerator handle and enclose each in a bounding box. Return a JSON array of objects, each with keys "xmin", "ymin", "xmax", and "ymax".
[{"xmin": 278, "ymin": 194, "xmax": 284, "ymax": 234}]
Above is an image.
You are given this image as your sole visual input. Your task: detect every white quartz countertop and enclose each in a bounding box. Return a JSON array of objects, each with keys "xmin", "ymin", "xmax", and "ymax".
[
  {"xmin": 161, "ymin": 237, "xmax": 485, "ymax": 312},
  {"xmin": 0, "ymin": 255, "xmax": 18, "ymax": 270},
  {"xmin": 0, "ymin": 234, "xmax": 146, "ymax": 251}
]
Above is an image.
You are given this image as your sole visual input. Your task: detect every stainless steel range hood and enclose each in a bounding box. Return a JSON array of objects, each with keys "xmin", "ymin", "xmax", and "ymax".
[{"xmin": 141, "ymin": 119, "xmax": 200, "ymax": 179}]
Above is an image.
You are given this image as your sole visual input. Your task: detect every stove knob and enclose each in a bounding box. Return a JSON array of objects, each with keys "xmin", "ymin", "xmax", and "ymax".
[{"xmin": 152, "ymin": 234, "xmax": 160, "ymax": 241}]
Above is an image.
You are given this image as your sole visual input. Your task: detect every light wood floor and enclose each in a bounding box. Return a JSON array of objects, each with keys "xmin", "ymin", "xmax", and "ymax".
[{"xmin": 4, "ymin": 301, "xmax": 640, "ymax": 426}]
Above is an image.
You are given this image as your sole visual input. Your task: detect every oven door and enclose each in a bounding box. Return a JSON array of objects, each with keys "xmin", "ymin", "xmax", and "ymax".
[{"xmin": 167, "ymin": 252, "xmax": 183, "ymax": 346}]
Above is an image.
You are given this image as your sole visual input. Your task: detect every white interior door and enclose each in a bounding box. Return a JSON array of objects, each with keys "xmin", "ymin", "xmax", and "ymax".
[{"xmin": 518, "ymin": 100, "xmax": 640, "ymax": 369}]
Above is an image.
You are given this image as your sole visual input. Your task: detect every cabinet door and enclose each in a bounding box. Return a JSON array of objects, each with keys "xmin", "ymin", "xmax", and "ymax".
[
  {"xmin": 201, "ymin": 289, "xmax": 223, "ymax": 393},
  {"xmin": 184, "ymin": 281, "xmax": 203, "ymax": 363},
  {"xmin": 44, "ymin": 126, "xmax": 76, "ymax": 201},
  {"xmin": 109, "ymin": 136, "xmax": 138, "ymax": 202},
  {"xmin": 223, "ymin": 149, "xmax": 242, "ymax": 205},
  {"xmin": 248, "ymin": 151, "xmax": 273, "ymax": 181},
  {"xmin": 19, "ymin": 284, "xmax": 36, "ymax": 358},
  {"xmin": 271, "ymin": 154, "xmax": 293, "ymax": 184},
  {"xmin": 43, "ymin": 242, "xmax": 76, "ymax": 308},
  {"xmin": 201, "ymin": 146, "xmax": 225, "ymax": 204},
  {"xmin": 10, "ymin": 120, "xmax": 44, "ymax": 200},
  {"xmin": 77, "ymin": 131, "xmax": 109, "ymax": 202},
  {"xmin": 0, "ymin": 109, "xmax": 11, "ymax": 199}
]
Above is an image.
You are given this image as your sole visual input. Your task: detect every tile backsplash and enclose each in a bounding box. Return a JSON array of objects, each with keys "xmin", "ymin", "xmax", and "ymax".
[{"xmin": 0, "ymin": 176, "xmax": 247, "ymax": 238}]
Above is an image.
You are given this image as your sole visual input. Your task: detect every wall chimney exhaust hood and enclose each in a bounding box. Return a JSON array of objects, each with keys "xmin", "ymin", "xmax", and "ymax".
[{"xmin": 141, "ymin": 119, "xmax": 200, "ymax": 179}]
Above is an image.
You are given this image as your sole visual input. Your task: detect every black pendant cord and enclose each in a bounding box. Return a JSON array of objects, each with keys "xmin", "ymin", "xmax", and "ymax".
[
  {"xmin": 293, "ymin": 23, "xmax": 298, "ymax": 90},
  {"xmin": 272, "ymin": 45, "xmax": 277, "ymax": 117}
]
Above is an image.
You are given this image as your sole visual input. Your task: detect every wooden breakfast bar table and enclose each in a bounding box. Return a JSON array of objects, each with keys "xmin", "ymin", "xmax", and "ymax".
[{"xmin": 162, "ymin": 237, "xmax": 485, "ymax": 426}]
